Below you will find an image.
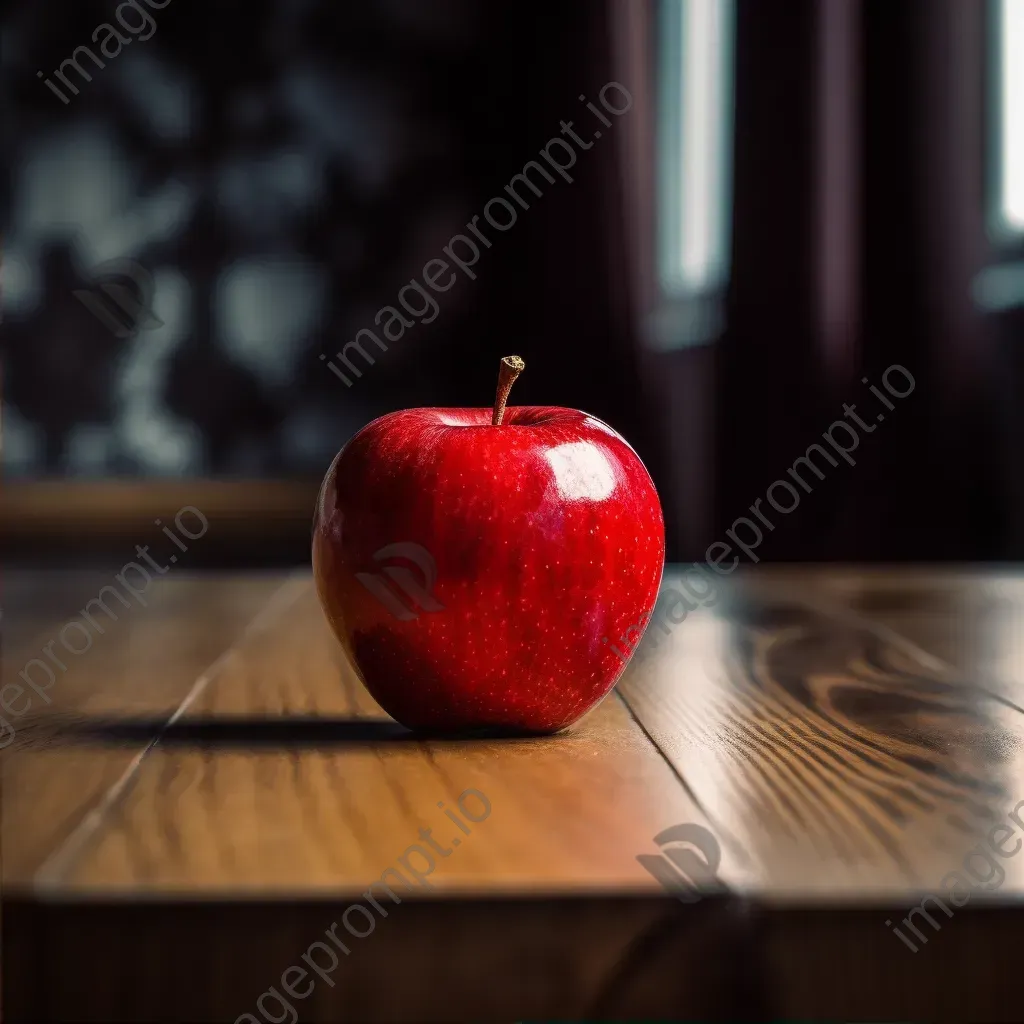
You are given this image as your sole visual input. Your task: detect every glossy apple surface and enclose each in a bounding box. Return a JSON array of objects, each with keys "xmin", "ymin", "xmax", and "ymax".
[{"xmin": 313, "ymin": 405, "xmax": 664, "ymax": 733}]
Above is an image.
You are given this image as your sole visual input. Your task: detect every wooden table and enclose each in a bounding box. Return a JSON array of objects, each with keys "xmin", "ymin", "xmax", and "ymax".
[{"xmin": 5, "ymin": 566, "xmax": 1024, "ymax": 1021}]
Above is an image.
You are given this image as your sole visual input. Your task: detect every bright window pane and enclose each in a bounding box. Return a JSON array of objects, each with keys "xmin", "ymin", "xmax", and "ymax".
[
  {"xmin": 999, "ymin": 0, "xmax": 1024, "ymax": 233},
  {"xmin": 658, "ymin": 0, "xmax": 736, "ymax": 296}
]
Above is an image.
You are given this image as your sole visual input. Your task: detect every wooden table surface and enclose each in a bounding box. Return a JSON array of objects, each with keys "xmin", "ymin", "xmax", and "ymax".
[{"xmin": 5, "ymin": 565, "xmax": 1024, "ymax": 1021}]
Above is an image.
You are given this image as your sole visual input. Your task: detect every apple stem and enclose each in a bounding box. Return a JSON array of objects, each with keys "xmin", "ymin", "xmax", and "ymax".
[{"xmin": 491, "ymin": 355, "xmax": 525, "ymax": 426}]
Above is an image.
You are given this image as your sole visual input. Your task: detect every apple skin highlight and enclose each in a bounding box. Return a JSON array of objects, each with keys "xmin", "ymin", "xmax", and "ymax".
[{"xmin": 313, "ymin": 403, "xmax": 665, "ymax": 734}]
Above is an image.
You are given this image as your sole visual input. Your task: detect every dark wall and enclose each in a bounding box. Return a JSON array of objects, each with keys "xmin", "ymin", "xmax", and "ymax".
[
  {"xmin": 6, "ymin": 0, "xmax": 1024, "ymax": 566},
  {"xmin": 2, "ymin": 0, "xmax": 662, "ymax": 493}
]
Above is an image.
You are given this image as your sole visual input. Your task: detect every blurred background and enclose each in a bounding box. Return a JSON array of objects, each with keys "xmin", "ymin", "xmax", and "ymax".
[{"xmin": 2, "ymin": 0, "xmax": 1022, "ymax": 567}]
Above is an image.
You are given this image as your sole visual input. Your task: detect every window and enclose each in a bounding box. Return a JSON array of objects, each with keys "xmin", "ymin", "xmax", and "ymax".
[
  {"xmin": 651, "ymin": 0, "xmax": 735, "ymax": 349},
  {"xmin": 975, "ymin": 0, "xmax": 1024, "ymax": 312},
  {"xmin": 993, "ymin": 0, "xmax": 1024, "ymax": 239}
]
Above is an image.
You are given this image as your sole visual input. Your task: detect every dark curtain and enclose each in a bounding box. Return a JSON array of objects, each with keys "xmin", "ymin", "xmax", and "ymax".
[{"xmin": 703, "ymin": 0, "xmax": 1011, "ymax": 561}]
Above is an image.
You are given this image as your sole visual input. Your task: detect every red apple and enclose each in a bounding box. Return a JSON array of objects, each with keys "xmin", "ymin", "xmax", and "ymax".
[{"xmin": 313, "ymin": 356, "xmax": 665, "ymax": 733}]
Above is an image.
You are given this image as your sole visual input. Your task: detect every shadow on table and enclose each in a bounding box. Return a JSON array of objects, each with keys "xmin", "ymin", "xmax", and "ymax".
[{"xmin": 13, "ymin": 714, "xmax": 560, "ymax": 748}]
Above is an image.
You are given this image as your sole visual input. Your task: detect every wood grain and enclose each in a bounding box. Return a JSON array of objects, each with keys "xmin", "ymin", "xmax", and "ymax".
[
  {"xmin": 7, "ymin": 566, "xmax": 1024, "ymax": 1022},
  {"xmin": 618, "ymin": 568, "xmax": 1024, "ymax": 897},
  {"xmin": 30, "ymin": 583, "xmax": 706, "ymax": 894},
  {"xmin": 2, "ymin": 573, "xmax": 293, "ymax": 884}
]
